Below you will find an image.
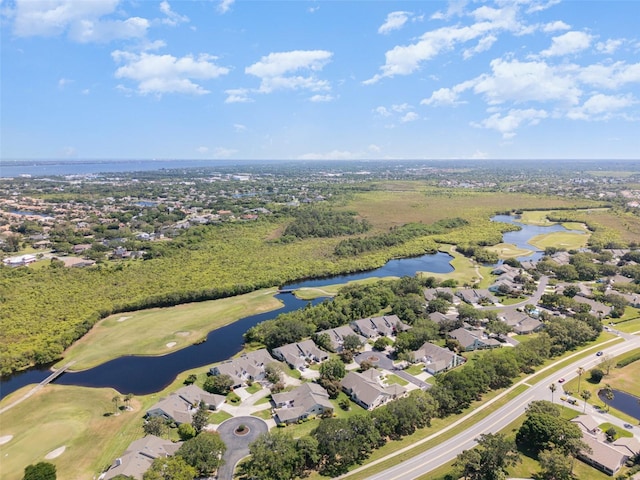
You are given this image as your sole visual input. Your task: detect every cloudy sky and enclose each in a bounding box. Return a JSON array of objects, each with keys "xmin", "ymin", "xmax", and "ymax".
[{"xmin": 1, "ymin": 0, "xmax": 639, "ymax": 160}]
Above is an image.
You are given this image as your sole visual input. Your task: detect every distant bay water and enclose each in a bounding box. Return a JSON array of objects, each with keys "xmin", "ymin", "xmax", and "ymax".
[{"xmin": 0, "ymin": 159, "xmax": 281, "ymax": 178}]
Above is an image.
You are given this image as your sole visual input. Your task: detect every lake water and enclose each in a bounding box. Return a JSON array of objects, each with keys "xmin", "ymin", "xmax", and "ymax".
[
  {"xmin": 0, "ymin": 215, "xmax": 584, "ymax": 399},
  {"xmin": 0, "ymin": 252, "xmax": 454, "ymax": 398},
  {"xmin": 491, "ymin": 215, "xmax": 585, "ymax": 262},
  {"xmin": 598, "ymin": 388, "xmax": 640, "ymax": 420}
]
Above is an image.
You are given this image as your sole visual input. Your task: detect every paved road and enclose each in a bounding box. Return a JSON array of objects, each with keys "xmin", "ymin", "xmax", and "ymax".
[
  {"xmin": 477, "ymin": 275, "xmax": 549, "ymax": 311},
  {"xmin": 344, "ymin": 331, "xmax": 640, "ymax": 480},
  {"xmin": 216, "ymin": 416, "xmax": 268, "ymax": 480}
]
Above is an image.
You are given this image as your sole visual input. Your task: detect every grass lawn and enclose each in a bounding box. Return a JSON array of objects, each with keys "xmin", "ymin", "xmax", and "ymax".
[
  {"xmin": 599, "ymin": 422, "xmax": 634, "ymax": 438},
  {"xmin": 0, "ymin": 385, "xmax": 145, "ymax": 480},
  {"xmin": 485, "ymin": 243, "xmax": 533, "ymax": 258},
  {"xmin": 56, "ymin": 288, "xmax": 284, "ymax": 370},
  {"xmin": 429, "ymin": 245, "xmax": 493, "ymax": 288},
  {"xmin": 609, "ymin": 317, "xmax": 640, "ymax": 333},
  {"xmin": 404, "ymin": 364, "xmax": 424, "ymax": 376},
  {"xmin": 528, "ymin": 231, "xmax": 588, "ymax": 251},
  {"xmin": 209, "ymin": 410, "xmax": 233, "ymax": 424},
  {"xmin": 384, "ymin": 374, "xmax": 409, "ymax": 386},
  {"xmin": 246, "ymin": 383, "xmax": 262, "ymax": 394},
  {"xmin": 499, "ymin": 296, "xmax": 527, "ymax": 305},
  {"xmin": 251, "ymin": 409, "xmax": 273, "ymax": 420},
  {"xmin": 254, "ymin": 395, "xmax": 272, "ymax": 406},
  {"xmin": 294, "ymin": 277, "xmax": 398, "ymax": 300}
]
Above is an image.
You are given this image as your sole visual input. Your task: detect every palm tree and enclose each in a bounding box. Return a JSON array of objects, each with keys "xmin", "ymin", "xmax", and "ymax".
[
  {"xmin": 549, "ymin": 382, "xmax": 557, "ymax": 403},
  {"xmin": 580, "ymin": 390, "xmax": 592, "ymax": 413},
  {"xmin": 112, "ymin": 395, "xmax": 120, "ymax": 414},
  {"xmin": 576, "ymin": 367, "xmax": 585, "ymax": 396},
  {"xmin": 124, "ymin": 393, "xmax": 134, "ymax": 411},
  {"xmin": 603, "ymin": 384, "xmax": 614, "ymax": 412}
]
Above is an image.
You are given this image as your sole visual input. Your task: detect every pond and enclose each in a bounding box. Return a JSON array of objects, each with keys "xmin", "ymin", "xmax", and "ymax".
[
  {"xmin": 598, "ymin": 388, "xmax": 640, "ymax": 420},
  {"xmin": 0, "ymin": 252, "xmax": 454, "ymax": 399},
  {"xmin": 491, "ymin": 215, "xmax": 585, "ymax": 262}
]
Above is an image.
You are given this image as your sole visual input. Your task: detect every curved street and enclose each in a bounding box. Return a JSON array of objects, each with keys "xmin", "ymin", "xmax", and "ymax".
[
  {"xmin": 342, "ymin": 329, "xmax": 640, "ymax": 480},
  {"xmin": 216, "ymin": 416, "xmax": 268, "ymax": 480}
]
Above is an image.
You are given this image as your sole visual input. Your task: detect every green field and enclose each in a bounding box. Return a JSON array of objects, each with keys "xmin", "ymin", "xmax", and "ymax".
[
  {"xmin": 528, "ymin": 231, "xmax": 588, "ymax": 251},
  {"xmin": 56, "ymin": 288, "xmax": 283, "ymax": 370},
  {"xmin": 485, "ymin": 242, "xmax": 533, "ymax": 258},
  {"xmin": 428, "ymin": 245, "xmax": 493, "ymax": 288}
]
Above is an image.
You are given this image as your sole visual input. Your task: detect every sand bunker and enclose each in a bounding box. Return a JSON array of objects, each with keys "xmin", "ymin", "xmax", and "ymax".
[
  {"xmin": 175, "ymin": 331, "xmax": 190, "ymax": 337},
  {"xmin": 45, "ymin": 446, "xmax": 66, "ymax": 459},
  {"xmin": 117, "ymin": 316, "xmax": 131, "ymax": 322},
  {"xmin": 0, "ymin": 435, "xmax": 13, "ymax": 445},
  {"xmin": 166, "ymin": 342, "xmax": 177, "ymax": 348}
]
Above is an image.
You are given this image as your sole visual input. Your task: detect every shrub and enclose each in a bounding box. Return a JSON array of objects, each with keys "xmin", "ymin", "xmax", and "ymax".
[{"xmin": 589, "ymin": 368, "xmax": 605, "ymax": 383}]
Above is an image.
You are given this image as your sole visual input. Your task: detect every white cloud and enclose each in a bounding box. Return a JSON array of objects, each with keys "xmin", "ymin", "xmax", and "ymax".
[
  {"xmin": 471, "ymin": 149, "xmax": 488, "ymax": 159},
  {"xmin": 378, "ymin": 11, "xmax": 410, "ymax": 35},
  {"xmin": 233, "ymin": 124, "xmax": 246, "ymax": 132},
  {"xmin": 567, "ymin": 93, "xmax": 636, "ymax": 120},
  {"xmin": 391, "ymin": 103, "xmax": 411, "ymax": 113},
  {"xmin": 197, "ymin": 146, "xmax": 209, "ymax": 154},
  {"xmin": 374, "ymin": 106, "xmax": 391, "ymax": 117},
  {"xmin": 596, "ymin": 38, "xmax": 623, "ymax": 55},
  {"xmin": 365, "ymin": 4, "xmax": 525, "ymax": 84},
  {"xmin": 525, "ymin": 0, "xmax": 561, "ymax": 13},
  {"xmin": 58, "ymin": 77, "xmax": 72, "ymax": 89},
  {"xmin": 298, "ymin": 150, "xmax": 361, "ymax": 160},
  {"xmin": 225, "ymin": 88, "xmax": 252, "ymax": 103},
  {"xmin": 368, "ymin": 144, "xmax": 381, "ymax": 153},
  {"xmin": 212, "ymin": 147, "xmax": 237, "ymax": 158},
  {"xmin": 542, "ymin": 20, "xmax": 570, "ymax": 32},
  {"xmin": 421, "ymin": 83, "xmax": 471, "ymax": 106},
  {"xmin": 218, "ymin": 0, "xmax": 234, "ymax": 14},
  {"xmin": 473, "ymin": 108, "xmax": 548, "ymax": 138},
  {"xmin": 540, "ymin": 31, "xmax": 592, "ymax": 57},
  {"xmin": 472, "ymin": 58, "xmax": 582, "ymax": 105},
  {"xmin": 245, "ymin": 50, "xmax": 333, "ymax": 94},
  {"xmin": 61, "ymin": 146, "xmax": 77, "ymax": 157},
  {"xmin": 12, "ymin": 0, "xmax": 149, "ymax": 42},
  {"xmin": 309, "ymin": 94, "xmax": 334, "ymax": 102},
  {"xmin": 160, "ymin": 1, "xmax": 189, "ymax": 26},
  {"xmin": 463, "ymin": 34, "xmax": 497, "ymax": 59},
  {"xmin": 401, "ymin": 112, "xmax": 419, "ymax": 122},
  {"xmin": 112, "ymin": 51, "xmax": 229, "ymax": 95},
  {"xmin": 578, "ymin": 61, "xmax": 640, "ymax": 89}
]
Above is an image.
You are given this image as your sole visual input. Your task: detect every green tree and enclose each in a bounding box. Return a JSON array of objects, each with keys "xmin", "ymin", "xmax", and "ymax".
[
  {"xmin": 184, "ymin": 374, "xmax": 197, "ymax": 385},
  {"xmin": 112, "ymin": 394, "xmax": 120, "ymax": 413},
  {"xmin": 242, "ymin": 432, "xmax": 305, "ymax": 480},
  {"xmin": 454, "ymin": 433, "xmax": 520, "ymax": 480},
  {"xmin": 549, "ymin": 382, "xmax": 557, "ymax": 403},
  {"xmin": 178, "ymin": 423, "xmax": 196, "ymax": 441},
  {"xmin": 123, "ymin": 393, "xmax": 134, "ymax": 411},
  {"xmin": 580, "ymin": 390, "xmax": 592, "ymax": 413},
  {"xmin": 203, "ymin": 374, "xmax": 233, "ymax": 394},
  {"xmin": 576, "ymin": 367, "xmax": 585, "ymax": 398},
  {"xmin": 516, "ymin": 410, "xmax": 583, "ymax": 455},
  {"xmin": 142, "ymin": 456, "xmax": 196, "ymax": 480},
  {"xmin": 143, "ymin": 416, "xmax": 167, "ymax": 437},
  {"xmin": 23, "ymin": 462, "xmax": 56, "ymax": 480},
  {"xmin": 342, "ymin": 334, "xmax": 364, "ymax": 356},
  {"xmin": 313, "ymin": 332, "xmax": 333, "ymax": 352},
  {"xmin": 538, "ymin": 448, "xmax": 573, "ymax": 480},
  {"xmin": 603, "ymin": 384, "xmax": 614, "ymax": 412},
  {"xmin": 176, "ymin": 431, "xmax": 226, "ymax": 477},
  {"xmin": 264, "ymin": 362, "xmax": 283, "ymax": 384},
  {"xmin": 191, "ymin": 401, "xmax": 209, "ymax": 434}
]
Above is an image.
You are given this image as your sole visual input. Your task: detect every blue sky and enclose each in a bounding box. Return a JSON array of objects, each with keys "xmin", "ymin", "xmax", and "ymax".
[{"xmin": 1, "ymin": 0, "xmax": 639, "ymax": 161}]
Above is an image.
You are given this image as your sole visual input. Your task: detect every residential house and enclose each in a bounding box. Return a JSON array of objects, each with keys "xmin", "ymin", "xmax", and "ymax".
[
  {"xmin": 456, "ymin": 289, "xmax": 498, "ymax": 305},
  {"xmin": 573, "ymin": 296, "xmax": 613, "ymax": 317},
  {"xmin": 424, "ymin": 287, "xmax": 459, "ymax": 304},
  {"xmin": 350, "ymin": 315, "xmax": 409, "ymax": 338},
  {"xmin": 314, "ymin": 325, "xmax": 366, "ymax": 352},
  {"xmin": 611, "ymin": 290, "xmax": 640, "ymax": 308},
  {"xmin": 209, "ymin": 349, "xmax": 277, "ymax": 388},
  {"xmin": 428, "ymin": 311, "xmax": 459, "ymax": 325},
  {"xmin": 498, "ymin": 310, "xmax": 543, "ymax": 335},
  {"xmin": 272, "ymin": 339, "xmax": 329, "ymax": 370},
  {"xmin": 145, "ymin": 385, "xmax": 225, "ymax": 425},
  {"xmin": 550, "ymin": 251, "xmax": 571, "ymax": 265},
  {"xmin": 102, "ymin": 435, "xmax": 181, "ymax": 480},
  {"xmin": 410, "ymin": 342, "xmax": 466, "ymax": 374},
  {"xmin": 341, "ymin": 369, "xmax": 407, "ymax": 410},
  {"xmin": 571, "ymin": 415, "xmax": 640, "ymax": 476},
  {"xmin": 272, "ymin": 383, "xmax": 334, "ymax": 424},
  {"xmin": 449, "ymin": 327, "xmax": 502, "ymax": 351},
  {"xmin": 2, "ymin": 254, "xmax": 37, "ymax": 267}
]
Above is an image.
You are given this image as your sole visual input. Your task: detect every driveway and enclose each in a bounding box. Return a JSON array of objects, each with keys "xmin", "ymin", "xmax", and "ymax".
[
  {"xmin": 354, "ymin": 351, "xmax": 429, "ymax": 390},
  {"xmin": 216, "ymin": 416, "xmax": 268, "ymax": 480}
]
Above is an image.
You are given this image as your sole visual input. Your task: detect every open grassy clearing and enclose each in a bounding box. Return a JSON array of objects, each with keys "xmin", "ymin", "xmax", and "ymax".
[
  {"xmin": 293, "ymin": 276, "xmax": 398, "ymax": 300},
  {"xmin": 528, "ymin": 231, "xmax": 588, "ymax": 251},
  {"xmin": 341, "ymin": 186, "xmax": 600, "ymax": 232},
  {"xmin": 56, "ymin": 288, "xmax": 283, "ymax": 370},
  {"xmin": 0, "ymin": 385, "xmax": 145, "ymax": 480},
  {"xmin": 610, "ymin": 317, "xmax": 640, "ymax": 333},
  {"xmin": 599, "ymin": 422, "xmax": 634, "ymax": 438},
  {"xmin": 485, "ymin": 242, "xmax": 533, "ymax": 258},
  {"xmin": 428, "ymin": 245, "xmax": 493, "ymax": 288}
]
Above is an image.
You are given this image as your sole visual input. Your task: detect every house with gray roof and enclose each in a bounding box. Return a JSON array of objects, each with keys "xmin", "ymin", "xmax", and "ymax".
[
  {"xmin": 145, "ymin": 385, "xmax": 225, "ymax": 425},
  {"xmin": 350, "ymin": 315, "xmax": 410, "ymax": 339},
  {"xmin": 410, "ymin": 342, "xmax": 465, "ymax": 374},
  {"xmin": 209, "ymin": 348, "xmax": 278, "ymax": 388},
  {"xmin": 272, "ymin": 382, "xmax": 334, "ymax": 424},
  {"xmin": 449, "ymin": 327, "xmax": 501, "ymax": 351},
  {"xmin": 571, "ymin": 415, "xmax": 640, "ymax": 476},
  {"xmin": 314, "ymin": 325, "xmax": 366, "ymax": 352},
  {"xmin": 102, "ymin": 435, "xmax": 182, "ymax": 480},
  {"xmin": 272, "ymin": 339, "xmax": 329, "ymax": 370},
  {"xmin": 498, "ymin": 310, "xmax": 543, "ymax": 335},
  {"xmin": 572, "ymin": 296, "xmax": 612, "ymax": 317},
  {"xmin": 456, "ymin": 289, "xmax": 498, "ymax": 305},
  {"xmin": 341, "ymin": 369, "xmax": 407, "ymax": 410}
]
